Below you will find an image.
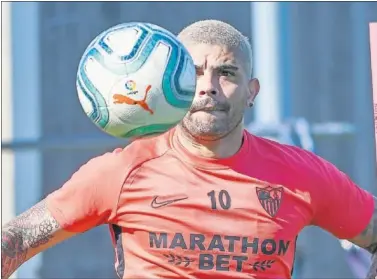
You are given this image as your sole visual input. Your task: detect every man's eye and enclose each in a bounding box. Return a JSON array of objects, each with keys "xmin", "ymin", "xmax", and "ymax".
[{"xmin": 219, "ymin": 69, "xmax": 235, "ymax": 77}]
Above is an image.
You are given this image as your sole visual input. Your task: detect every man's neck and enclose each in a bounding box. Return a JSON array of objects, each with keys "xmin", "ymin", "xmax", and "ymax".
[{"xmin": 176, "ymin": 124, "xmax": 244, "ymax": 159}]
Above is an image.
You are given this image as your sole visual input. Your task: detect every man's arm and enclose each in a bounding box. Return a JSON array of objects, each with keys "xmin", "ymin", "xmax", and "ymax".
[
  {"xmin": 348, "ymin": 197, "xmax": 377, "ymax": 279},
  {"xmin": 297, "ymin": 149, "xmax": 375, "ymax": 276},
  {"xmin": 1, "ymin": 149, "xmax": 128, "ymax": 278},
  {"xmin": 1, "ymin": 200, "xmax": 76, "ymax": 279}
]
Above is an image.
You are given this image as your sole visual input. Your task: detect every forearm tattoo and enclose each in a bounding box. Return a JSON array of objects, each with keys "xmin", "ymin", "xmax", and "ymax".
[
  {"xmin": 366, "ymin": 253, "xmax": 377, "ymax": 279},
  {"xmin": 355, "ymin": 197, "xmax": 377, "ymax": 279},
  {"xmin": 1, "ymin": 200, "xmax": 60, "ymax": 278},
  {"xmin": 365, "ymin": 202, "xmax": 377, "ymax": 279}
]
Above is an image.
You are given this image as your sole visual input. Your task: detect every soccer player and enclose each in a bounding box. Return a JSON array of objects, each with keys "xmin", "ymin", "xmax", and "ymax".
[{"xmin": 2, "ymin": 20, "xmax": 377, "ymax": 279}]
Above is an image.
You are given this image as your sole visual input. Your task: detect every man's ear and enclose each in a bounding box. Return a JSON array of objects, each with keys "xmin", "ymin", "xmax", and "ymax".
[{"xmin": 247, "ymin": 78, "xmax": 260, "ymax": 107}]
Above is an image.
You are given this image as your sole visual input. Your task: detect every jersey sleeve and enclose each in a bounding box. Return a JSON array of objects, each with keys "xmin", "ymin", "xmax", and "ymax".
[
  {"xmin": 45, "ymin": 148, "xmax": 127, "ymax": 233},
  {"xmin": 309, "ymin": 154, "xmax": 374, "ymax": 239}
]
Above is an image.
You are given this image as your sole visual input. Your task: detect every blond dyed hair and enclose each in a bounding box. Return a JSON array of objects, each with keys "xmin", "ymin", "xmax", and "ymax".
[{"xmin": 178, "ymin": 20, "xmax": 253, "ymax": 77}]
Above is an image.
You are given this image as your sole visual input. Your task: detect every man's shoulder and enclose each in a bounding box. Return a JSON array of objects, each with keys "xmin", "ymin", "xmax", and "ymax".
[
  {"xmin": 71, "ymin": 131, "xmax": 173, "ymax": 188},
  {"xmin": 245, "ymin": 129, "xmax": 308, "ymax": 155},
  {"xmin": 246, "ymin": 130, "xmax": 331, "ymax": 175},
  {"xmin": 108, "ymin": 130, "xmax": 173, "ymax": 168}
]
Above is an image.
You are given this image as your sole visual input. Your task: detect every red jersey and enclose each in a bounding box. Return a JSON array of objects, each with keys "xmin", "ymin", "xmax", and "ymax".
[{"xmin": 46, "ymin": 128, "xmax": 374, "ymax": 279}]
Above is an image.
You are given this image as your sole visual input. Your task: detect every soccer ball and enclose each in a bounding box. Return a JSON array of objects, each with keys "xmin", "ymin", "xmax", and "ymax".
[{"xmin": 76, "ymin": 22, "xmax": 196, "ymax": 138}]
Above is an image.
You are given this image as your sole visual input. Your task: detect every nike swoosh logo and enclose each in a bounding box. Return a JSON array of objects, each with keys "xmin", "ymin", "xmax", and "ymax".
[{"xmin": 151, "ymin": 196, "xmax": 188, "ymax": 209}]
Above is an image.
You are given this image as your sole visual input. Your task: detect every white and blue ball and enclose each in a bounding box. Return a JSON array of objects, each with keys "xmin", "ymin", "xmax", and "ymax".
[{"xmin": 76, "ymin": 22, "xmax": 196, "ymax": 138}]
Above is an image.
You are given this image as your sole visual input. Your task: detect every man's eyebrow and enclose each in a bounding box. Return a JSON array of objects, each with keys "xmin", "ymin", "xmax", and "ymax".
[
  {"xmin": 194, "ymin": 64, "xmax": 239, "ymax": 71},
  {"xmin": 216, "ymin": 64, "xmax": 239, "ymax": 71}
]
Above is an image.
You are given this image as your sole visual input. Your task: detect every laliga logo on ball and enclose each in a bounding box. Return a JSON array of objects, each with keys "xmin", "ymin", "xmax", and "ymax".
[{"xmin": 125, "ymin": 80, "xmax": 137, "ymax": 92}]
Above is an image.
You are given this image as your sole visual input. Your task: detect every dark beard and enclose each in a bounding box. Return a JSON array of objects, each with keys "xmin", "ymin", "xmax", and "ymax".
[{"xmin": 179, "ymin": 114, "xmax": 244, "ymax": 142}]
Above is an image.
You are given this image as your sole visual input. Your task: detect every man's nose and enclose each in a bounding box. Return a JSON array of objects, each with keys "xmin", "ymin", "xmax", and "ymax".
[{"xmin": 196, "ymin": 73, "xmax": 219, "ymax": 97}]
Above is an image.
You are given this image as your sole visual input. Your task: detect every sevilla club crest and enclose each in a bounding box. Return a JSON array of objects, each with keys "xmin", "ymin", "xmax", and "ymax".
[{"xmin": 256, "ymin": 186, "xmax": 283, "ymax": 217}]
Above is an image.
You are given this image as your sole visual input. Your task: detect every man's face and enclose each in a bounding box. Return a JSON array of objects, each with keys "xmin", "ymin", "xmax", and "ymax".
[{"xmin": 180, "ymin": 43, "xmax": 259, "ymax": 141}]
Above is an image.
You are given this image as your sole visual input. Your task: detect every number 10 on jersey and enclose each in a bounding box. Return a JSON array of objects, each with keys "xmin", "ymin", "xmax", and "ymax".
[{"xmin": 207, "ymin": 190, "xmax": 232, "ymax": 210}]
